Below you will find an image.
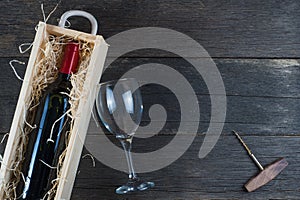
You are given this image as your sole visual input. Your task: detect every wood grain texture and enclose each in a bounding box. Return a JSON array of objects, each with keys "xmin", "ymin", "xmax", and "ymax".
[
  {"xmin": 1, "ymin": 0, "xmax": 300, "ymax": 58},
  {"xmin": 1, "ymin": 0, "xmax": 300, "ymax": 199},
  {"xmin": 1, "ymin": 58, "xmax": 300, "ymax": 136},
  {"xmin": 70, "ymin": 135, "xmax": 300, "ymax": 200}
]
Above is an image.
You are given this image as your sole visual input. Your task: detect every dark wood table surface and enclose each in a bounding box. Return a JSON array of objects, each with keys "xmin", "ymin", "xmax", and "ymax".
[{"xmin": 1, "ymin": 0, "xmax": 300, "ymax": 199}]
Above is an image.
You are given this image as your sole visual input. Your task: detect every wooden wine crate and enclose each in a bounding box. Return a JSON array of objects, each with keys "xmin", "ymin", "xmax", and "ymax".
[{"xmin": 0, "ymin": 20, "xmax": 108, "ymax": 199}]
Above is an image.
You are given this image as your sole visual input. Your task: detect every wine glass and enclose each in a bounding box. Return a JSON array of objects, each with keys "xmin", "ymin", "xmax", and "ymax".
[{"xmin": 95, "ymin": 78, "xmax": 154, "ymax": 194}]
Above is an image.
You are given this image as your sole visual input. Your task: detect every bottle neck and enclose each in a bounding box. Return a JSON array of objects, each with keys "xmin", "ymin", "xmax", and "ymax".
[{"xmin": 58, "ymin": 73, "xmax": 72, "ymax": 81}]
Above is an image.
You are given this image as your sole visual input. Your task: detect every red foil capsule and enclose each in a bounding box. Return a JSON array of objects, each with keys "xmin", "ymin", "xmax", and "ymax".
[{"xmin": 59, "ymin": 43, "xmax": 80, "ymax": 74}]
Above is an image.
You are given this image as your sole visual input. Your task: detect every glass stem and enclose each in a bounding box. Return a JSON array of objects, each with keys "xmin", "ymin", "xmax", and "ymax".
[{"xmin": 120, "ymin": 137, "xmax": 137, "ymax": 180}]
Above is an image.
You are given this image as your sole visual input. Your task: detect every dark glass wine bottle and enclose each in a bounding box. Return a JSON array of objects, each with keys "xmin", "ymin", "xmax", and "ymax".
[{"xmin": 17, "ymin": 43, "xmax": 80, "ymax": 200}]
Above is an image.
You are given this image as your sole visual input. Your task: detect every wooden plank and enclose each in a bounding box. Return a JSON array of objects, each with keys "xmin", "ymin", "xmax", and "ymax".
[
  {"xmin": 3, "ymin": 133, "xmax": 284, "ymax": 199},
  {"xmin": 46, "ymin": 24, "xmax": 98, "ymax": 43},
  {"xmin": 1, "ymin": 0, "xmax": 300, "ymax": 58},
  {"xmin": 2, "ymin": 58, "xmax": 300, "ymax": 98},
  {"xmin": 70, "ymin": 135, "xmax": 300, "ymax": 199},
  {"xmin": 1, "ymin": 58, "xmax": 300, "ymax": 135},
  {"xmin": 101, "ymin": 58, "xmax": 300, "ymax": 97},
  {"xmin": 2, "ymin": 92, "xmax": 300, "ymax": 136},
  {"xmin": 4, "ymin": 57, "xmax": 300, "ymax": 99}
]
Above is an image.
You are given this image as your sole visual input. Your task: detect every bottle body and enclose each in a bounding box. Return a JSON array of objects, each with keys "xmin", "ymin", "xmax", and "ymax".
[
  {"xmin": 17, "ymin": 43, "xmax": 79, "ymax": 199},
  {"xmin": 18, "ymin": 75, "xmax": 71, "ymax": 199}
]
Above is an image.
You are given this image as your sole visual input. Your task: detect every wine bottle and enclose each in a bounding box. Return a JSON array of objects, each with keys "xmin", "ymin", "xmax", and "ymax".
[{"xmin": 17, "ymin": 43, "xmax": 80, "ymax": 199}]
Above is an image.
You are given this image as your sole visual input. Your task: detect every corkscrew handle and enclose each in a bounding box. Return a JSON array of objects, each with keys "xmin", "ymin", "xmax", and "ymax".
[{"xmin": 58, "ymin": 10, "xmax": 98, "ymax": 35}]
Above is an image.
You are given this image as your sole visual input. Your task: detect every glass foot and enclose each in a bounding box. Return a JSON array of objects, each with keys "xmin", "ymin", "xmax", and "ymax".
[{"xmin": 115, "ymin": 178, "xmax": 155, "ymax": 194}]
